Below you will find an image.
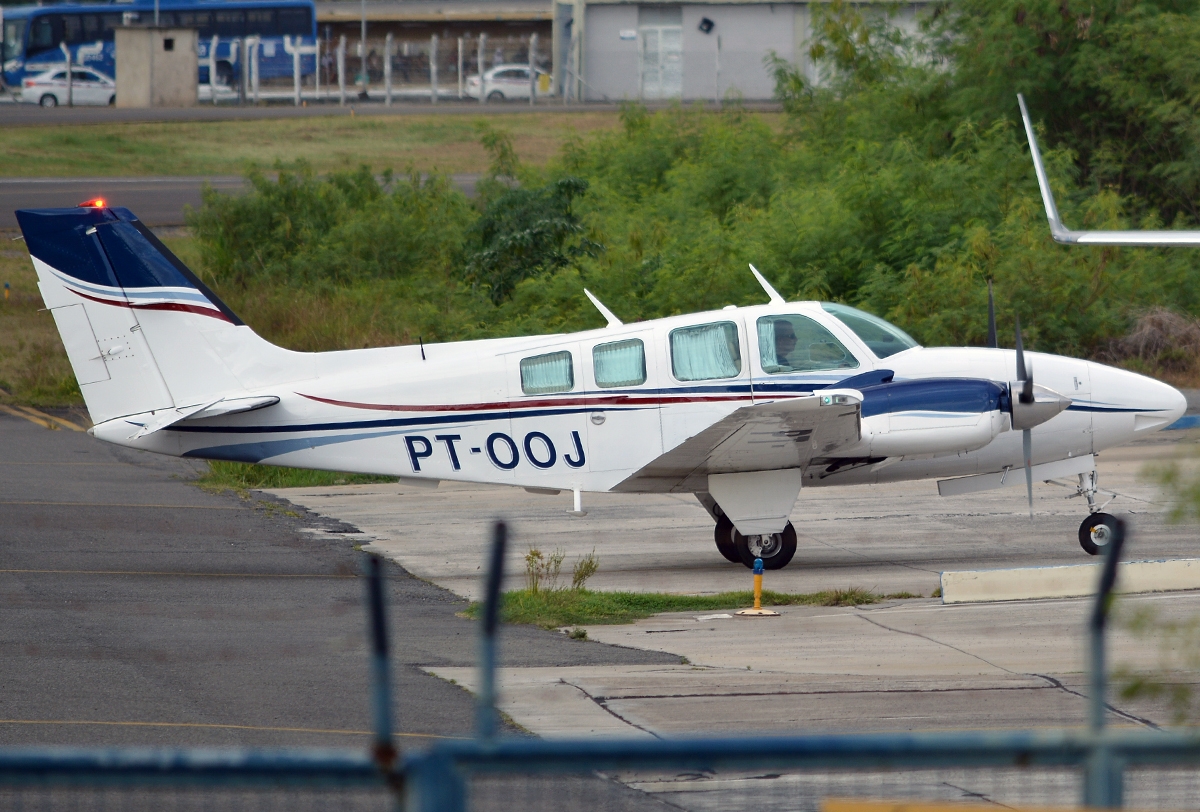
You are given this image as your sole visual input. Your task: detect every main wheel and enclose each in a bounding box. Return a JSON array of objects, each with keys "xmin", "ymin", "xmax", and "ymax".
[
  {"xmin": 1079, "ymin": 512, "xmax": 1118, "ymax": 556},
  {"xmin": 713, "ymin": 515, "xmax": 739, "ymax": 563},
  {"xmin": 39, "ymin": 94, "xmax": 58, "ymax": 108},
  {"xmin": 734, "ymin": 522, "xmax": 797, "ymax": 570}
]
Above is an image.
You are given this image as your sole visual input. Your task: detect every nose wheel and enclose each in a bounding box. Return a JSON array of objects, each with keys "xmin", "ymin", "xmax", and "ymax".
[{"xmin": 1079, "ymin": 512, "xmax": 1119, "ymax": 556}]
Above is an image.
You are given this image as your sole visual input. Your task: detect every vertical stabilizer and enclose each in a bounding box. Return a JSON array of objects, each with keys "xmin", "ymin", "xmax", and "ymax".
[{"xmin": 16, "ymin": 204, "xmax": 303, "ymax": 425}]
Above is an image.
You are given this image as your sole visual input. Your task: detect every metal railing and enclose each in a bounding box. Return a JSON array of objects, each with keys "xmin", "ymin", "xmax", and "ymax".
[{"xmin": 3, "ymin": 517, "xmax": 1199, "ymax": 812}]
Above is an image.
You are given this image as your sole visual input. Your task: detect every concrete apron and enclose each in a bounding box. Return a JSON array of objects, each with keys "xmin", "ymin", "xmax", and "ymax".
[{"xmin": 267, "ymin": 434, "xmax": 1200, "ymax": 737}]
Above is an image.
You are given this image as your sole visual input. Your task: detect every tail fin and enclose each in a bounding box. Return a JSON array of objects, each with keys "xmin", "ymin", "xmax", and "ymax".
[{"xmin": 17, "ymin": 204, "xmax": 303, "ymax": 426}]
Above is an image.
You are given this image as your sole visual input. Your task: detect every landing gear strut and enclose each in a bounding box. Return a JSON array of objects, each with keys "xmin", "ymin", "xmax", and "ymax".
[{"xmin": 1076, "ymin": 471, "xmax": 1118, "ymax": 556}]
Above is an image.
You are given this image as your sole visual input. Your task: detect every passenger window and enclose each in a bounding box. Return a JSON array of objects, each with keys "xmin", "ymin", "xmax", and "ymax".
[
  {"xmin": 670, "ymin": 321, "xmax": 741, "ymax": 381},
  {"xmin": 757, "ymin": 315, "xmax": 859, "ymax": 373},
  {"xmin": 593, "ymin": 339, "xmax": 646, "ymax": 388},
  {"xmin": 520, "ymin": 351, "xmax": 574, "ymax": 395}
]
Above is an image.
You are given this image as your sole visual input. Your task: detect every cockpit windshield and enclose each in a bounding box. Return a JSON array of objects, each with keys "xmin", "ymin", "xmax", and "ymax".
[{"xmin": 821, "ymin": 303, "xmax": 919, "ymax": 359}]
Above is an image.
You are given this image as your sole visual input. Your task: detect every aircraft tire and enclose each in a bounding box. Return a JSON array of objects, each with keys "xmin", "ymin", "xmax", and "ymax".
[
  {"xmin": 1079, "ymin": 512, "xmax": 1118, "ymax": 556},
  {"xmin": 734, "ymin": 522, "xmax": 797, "ymax": 570},
  {"xmin": 713, "ymin": 516, "xmax": 740, "ymax": 563}
]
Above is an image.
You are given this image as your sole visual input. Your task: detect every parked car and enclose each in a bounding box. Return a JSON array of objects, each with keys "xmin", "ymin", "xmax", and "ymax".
[
  {"xmin": 22, "ymin": 67, "xmax": 115, "ymax": 107},
  {"xmin": 465, "ymin": 64, "xmax": 552, "ymax": 101}
]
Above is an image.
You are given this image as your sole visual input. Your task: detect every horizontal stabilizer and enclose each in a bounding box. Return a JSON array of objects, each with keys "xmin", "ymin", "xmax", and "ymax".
[{"xmin": 127, "ymin": 395, "xmax": 279, "ymax": 440}]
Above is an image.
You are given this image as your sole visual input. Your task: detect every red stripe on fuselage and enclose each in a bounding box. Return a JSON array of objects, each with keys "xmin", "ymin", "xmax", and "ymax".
[
  {"xmin": 69, "ymin": 288, "xmax": 231, "ymax": 323},
  {"xmin": 299, "ymin": 392, "xmax": 762, "ymax": 413}
]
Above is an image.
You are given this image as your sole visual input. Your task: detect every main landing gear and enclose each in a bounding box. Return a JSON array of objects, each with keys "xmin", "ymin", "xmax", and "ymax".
[
  {"xmin": 1075, "ymin": 470, "xmax": 1119, "ymax": 556},
  {"xmin": 714, "ymin": 512, "xmax": 798, "ymax": 569}
]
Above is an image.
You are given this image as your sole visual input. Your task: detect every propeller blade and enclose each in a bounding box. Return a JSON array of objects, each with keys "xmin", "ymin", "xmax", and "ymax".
[
  {"xmin": 986, "ymin": 280, "xmax": 998, "ymax": 349},
  {"xmin": 1014, "ymin": 315, "xmax": 1034, "ymax": 403},
  {"xmin": 1023, "ymin": 428, "xmax": 1034, "ymax": 521}
]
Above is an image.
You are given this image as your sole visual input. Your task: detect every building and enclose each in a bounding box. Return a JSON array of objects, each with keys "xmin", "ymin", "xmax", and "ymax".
[
  {"xmin": 310, "ymin": 0, "xmax": 922, "ymax": 100},
  {"xmin": 556, "ymin": 0, "xmax": 926, "ymax": 101}
]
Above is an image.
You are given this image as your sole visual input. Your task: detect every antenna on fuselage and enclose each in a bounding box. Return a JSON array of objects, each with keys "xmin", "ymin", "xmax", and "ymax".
[
  {"xmin": 583, "ymin": 289, "xmax": 623, "ymax": 328},
  {"xmin": 749, "ymin": 264, "xmax": 785, "ymax": 305},
  {"xmin": 1019, "ymin": 93, "xmax": 1200, "ymax": 246}
]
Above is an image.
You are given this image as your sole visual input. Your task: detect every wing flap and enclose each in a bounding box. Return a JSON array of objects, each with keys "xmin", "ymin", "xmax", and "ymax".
[{"xmin": 613, "ymin": 391, "xmax": 862, "ymax": 493}]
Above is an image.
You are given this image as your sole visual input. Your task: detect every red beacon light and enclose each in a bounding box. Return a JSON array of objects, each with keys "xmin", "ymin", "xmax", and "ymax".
[{"xmin": 77, "ymin": 198, "xmax": 106, "ymax": 208}]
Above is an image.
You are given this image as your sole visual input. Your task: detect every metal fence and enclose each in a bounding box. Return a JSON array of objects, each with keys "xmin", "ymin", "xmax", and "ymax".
[{"xmin": 3, "ymin": 519, "xmax": 1199, "ymax": 811}]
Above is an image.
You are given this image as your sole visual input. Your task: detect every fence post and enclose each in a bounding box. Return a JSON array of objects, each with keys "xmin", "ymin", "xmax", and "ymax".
[
  {"xmin": 477, "ymin": 33, "xmax": 486, "ymax": 105},
  {"xmin": 407, "ymin": 753, "xmax": 467, "ymax": 812},
  {"xmin": 209, "ymin": 34, "xmax": 219, "ymax": 104},
  {"xmin": 314, "ymin": 39, "xmax": 320, "ymax": 101},
  {"xmin": 528, "ymin": 32, "xmax": 537, "ymax": 106},
  {"xmin": 384, "ymin": 32, "xmax": 393, "ymax": 106},
  {"xmin": 363, "ymin": 554, "xmax": 399, "ymax": 790},
  {"xmin": 476, "ymin": 521, "xmax": 507, "ymax": 739},
  {"xmin": 291, "ymin": 36, "xmax": 302, "ymax": 105},
  {"xmin": 457, "ymin": 37, "xmax": 464, "ymax": 98},
  {"xmin": 251, "ymin": 37, "xmax": 260, "ymax": 103},
  {"xmin": 430, "ymin": 34, "xmax": 438, "ymax": 104},
  {"xmin": 337, "ymin": 35, "xmax": 346, "ymax": 106},
  {"xmin": 60, "ymin": 42, "xmax": 72, "ymax": 107},
  {"xmin": 1083, "ymin": 518, "xmax": 1126, "ymax": 809}
]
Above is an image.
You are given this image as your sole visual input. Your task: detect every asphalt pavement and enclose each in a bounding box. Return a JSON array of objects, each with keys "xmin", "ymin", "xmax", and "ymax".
[
  {"xmin": 0, "ymin": 174, "xmax": 481, "ymax": 228},
  {"xmin": 0, "ymin": 410, "xmax": 674, "ymax": 751}
]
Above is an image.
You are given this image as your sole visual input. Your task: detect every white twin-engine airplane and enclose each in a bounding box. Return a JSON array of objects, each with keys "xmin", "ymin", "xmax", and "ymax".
[{"xmin": 13, "ymin": 96, "xmax": 1191, "ymax": 571}]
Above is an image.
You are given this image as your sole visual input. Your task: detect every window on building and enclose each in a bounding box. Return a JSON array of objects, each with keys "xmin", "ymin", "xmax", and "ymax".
[
  {"xmin": 757, "ymin": 315, "xmax": 859, "ymax": 373},
  {"xmin": 520, "ymin": 351, "xmax": 574, "ymax": 395},
  {"xmin": 670, "ymin": 321, "xmax": 741, "ymax": 381},
  {"xmin": 593, "ymin": 339, "xmax": 646, "ymax": 388}
]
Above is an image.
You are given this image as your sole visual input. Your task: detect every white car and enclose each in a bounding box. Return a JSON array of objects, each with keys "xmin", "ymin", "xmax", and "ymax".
[
  {"xmin": 465, "ymin": 64, "xmax": 552, "ymax": 101},
  {"xmin": 22, "ymin": 67, "xmax": 115, "ymax": 107}
]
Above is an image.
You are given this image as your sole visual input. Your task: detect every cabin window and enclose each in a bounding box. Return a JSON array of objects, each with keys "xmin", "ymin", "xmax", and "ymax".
[
  {"xmin": 821, "ymin": 303, "xmax": 918, "ymax": 359},
  {"xmin": 670, "ymin": 321, "xmax": 741, "ymax": 381},
  {"xmin": 757, "ymin": 315, "xmax": 859, "ymax": 373},
  {"xmin": 593, "ymin": 339, "xmax": 646, "ymax": 388},
  {"xmin": 520, "ymin": 351, "xmax": 574, "ymax": 395}
]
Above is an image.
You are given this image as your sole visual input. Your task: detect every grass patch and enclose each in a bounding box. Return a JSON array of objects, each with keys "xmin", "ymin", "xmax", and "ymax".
[
  {"xmin": 197, "ymin": 460, "xmax": 395, "ymax": 493},
  {"xmin": 0, "ymin": 112, "xmax": 624, "ymax": 177},
  {"xmin": 464, "ymin": 586, "xmax": 896, "ymax": 629}
]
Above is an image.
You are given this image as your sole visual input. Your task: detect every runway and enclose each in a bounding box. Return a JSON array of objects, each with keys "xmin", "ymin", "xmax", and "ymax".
[
  {"xmin": 0, "ymin": 173, "xmax": 482, "ymax": 228},
  {"xmin": 0, "ymin": 410, "xmax": 674, "ymax": 754}
]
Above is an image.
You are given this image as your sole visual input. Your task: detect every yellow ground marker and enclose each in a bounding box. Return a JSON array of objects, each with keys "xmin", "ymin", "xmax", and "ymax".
[{"xmin": 0, "ymin": 719, "xmax": 466, "ymax": 740}]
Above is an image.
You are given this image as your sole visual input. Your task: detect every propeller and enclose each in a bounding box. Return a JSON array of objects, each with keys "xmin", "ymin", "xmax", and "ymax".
[
  {"xmin": 986, "ymin": 280, "xmax": 998, "ymax": 349},
  {"xmin": 1014, "ymin": 315, "xmax": 1034, "ymax": 519}
]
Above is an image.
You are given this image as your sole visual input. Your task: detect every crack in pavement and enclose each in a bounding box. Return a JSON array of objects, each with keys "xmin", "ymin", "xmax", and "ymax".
[
  {"xmin": 589, "ymin": 685, "xmax": 1056, "ymax": 702},
  {"xmin": 560, "ymin": 679, "xmax": 663, "ymax": 739},
  {"xmin": 856, "ymin": 613, "xmax": 1161, "ymax": 729}
]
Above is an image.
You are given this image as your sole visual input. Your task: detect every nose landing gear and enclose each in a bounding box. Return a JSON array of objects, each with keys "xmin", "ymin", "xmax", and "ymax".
[{"xmin": 1076, "ymin": 470, "xmax": 1119, "ymax": 556}]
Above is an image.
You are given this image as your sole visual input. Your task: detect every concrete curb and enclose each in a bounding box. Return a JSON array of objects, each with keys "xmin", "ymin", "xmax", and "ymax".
[{"xmin": 941, "ymin": 558, "xmax": 1200, "ymax": 604}]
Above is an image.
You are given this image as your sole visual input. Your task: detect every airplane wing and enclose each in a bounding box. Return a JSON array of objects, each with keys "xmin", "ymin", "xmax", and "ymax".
[
  {"xmin": 1020, "ymin": 94, "xmax": 1200, "ymax": 246},
  {"xmin": 611, "ymin": 390, "xmax": 862, "ymax": 494}
]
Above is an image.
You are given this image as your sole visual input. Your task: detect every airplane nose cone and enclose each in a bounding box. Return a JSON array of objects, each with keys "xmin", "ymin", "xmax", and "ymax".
[{"xmin": 1163, "ymin": 382, "xmax": 1188, "ymax": 425}]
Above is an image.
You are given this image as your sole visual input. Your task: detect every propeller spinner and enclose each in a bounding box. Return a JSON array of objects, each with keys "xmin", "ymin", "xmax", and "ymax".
[{"xmin": 1008, "ymin": 315, "xmax": 1073, "ymax": 518}]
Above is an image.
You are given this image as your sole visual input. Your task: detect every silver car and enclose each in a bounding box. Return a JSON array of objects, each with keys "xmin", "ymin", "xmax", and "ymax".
[
  {"xmin": 465, "ymin": 64, "xmax": 552, "ymax": 102},
  {"xmin": 22, "ymin": 67, "xmax": 116, "ymax": 107}
]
